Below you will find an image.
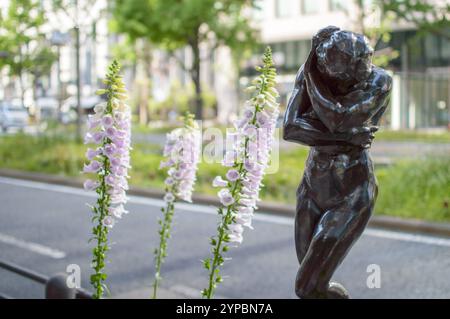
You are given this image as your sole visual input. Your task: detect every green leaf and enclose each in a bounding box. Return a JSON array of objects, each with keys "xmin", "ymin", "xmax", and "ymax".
[{"xmin": 202, "ymin": 258, "xmax": 211, "ymax": 270}]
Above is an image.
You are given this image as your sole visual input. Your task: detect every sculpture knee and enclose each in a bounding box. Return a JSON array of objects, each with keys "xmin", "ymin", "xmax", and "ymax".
[{"xmin": 313, "ymin": 210, "xmax": 353, "ymax": 241}]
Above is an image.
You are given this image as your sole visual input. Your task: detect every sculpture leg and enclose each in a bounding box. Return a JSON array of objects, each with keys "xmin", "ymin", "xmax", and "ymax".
[
  {"xmin": 295, "ymin": 182, "xmax": 323, "ymax": 264},
  {"xmin": 295, "ymin": 189, "xmax": 375, "ymax": 299}
]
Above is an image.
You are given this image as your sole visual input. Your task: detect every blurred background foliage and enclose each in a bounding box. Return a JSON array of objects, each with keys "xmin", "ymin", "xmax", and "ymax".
[{"xmin": 0, "ymin": 0, "xmax": 450, "ymax": 223}]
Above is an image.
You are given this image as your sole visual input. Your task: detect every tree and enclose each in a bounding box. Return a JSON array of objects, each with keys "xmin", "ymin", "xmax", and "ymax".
[
  {"xmin": 48, "ymin": 0, "xmax": 104, "ymax": 141},
  {"xmin": 29, "ymin": 42, "xmax": 58, "ymax": 101},
  {"xmin": 0, "ymin": 0, "xmax": 56, "ymax": 106},
  {"xmin": 109, "ymin": 7, "xmax": 154, "ymax": 126},
  {"xmin": 381, "ymin": 0, "xmax": 450, "ymax": 41},
  {"xmin": 112, "ymin": 0, "xmax": 258, "ymax": 120},
  {"xmin": 336, "ymin": 0, "xmax": 399, "ymax": 67},
  {"xmin": 111, "ymin": 0, "xmax": 155, "ymax": 124}
]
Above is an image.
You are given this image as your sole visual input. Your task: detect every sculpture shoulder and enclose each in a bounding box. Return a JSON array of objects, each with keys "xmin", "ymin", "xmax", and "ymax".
[
  {"xmin": 368, "ymin": 66, "xmax": 392, "ymax": 94},
  {"xmin": 294, "ymin": 64, "xmax": 306, "ymax": 85}
]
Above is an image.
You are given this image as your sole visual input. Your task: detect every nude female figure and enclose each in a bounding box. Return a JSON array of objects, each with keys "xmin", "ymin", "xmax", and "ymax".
[{"xmin": 283, "ymin": 26, "xmax": 392, "ymax": 298}]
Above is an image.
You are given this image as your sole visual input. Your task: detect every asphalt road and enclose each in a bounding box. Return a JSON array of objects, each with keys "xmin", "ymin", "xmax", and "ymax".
[{"xmin": 0, "ymin": 177, "xmax": 449, "ymax": 299}]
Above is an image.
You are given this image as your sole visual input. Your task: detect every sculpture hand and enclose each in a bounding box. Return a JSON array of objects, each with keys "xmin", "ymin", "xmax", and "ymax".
[{"xmin": 348, "ymin": 126, "xmax": 378, "ymax": 148}]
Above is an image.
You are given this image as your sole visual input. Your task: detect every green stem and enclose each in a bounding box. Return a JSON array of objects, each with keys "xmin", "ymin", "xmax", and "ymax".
[
  {"xmin": 90, "ymin": 69, "xmax": 116, "ymax": 299},
  {"xmin": 152, "ymin": 122, "xmax": 198, "ymax": 299},
  {"xmin": 91, "ymin": 152, "xmax": 110, "ymax": 298},
  {"xmin": 152, "ymin": 198, "xmax": 175, "ymax": 299},
  {"xmin": 205, "ymin": 162, "xmax": 244, "ymax": 299}
]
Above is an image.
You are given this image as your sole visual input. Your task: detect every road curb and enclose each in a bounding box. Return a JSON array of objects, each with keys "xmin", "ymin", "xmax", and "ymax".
[{"xmin": 1, "ymin": 168, "xmax": 450, "ymax": 238}]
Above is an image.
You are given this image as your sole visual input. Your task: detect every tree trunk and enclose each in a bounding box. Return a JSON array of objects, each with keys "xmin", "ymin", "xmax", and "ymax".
[
  {"xmin": 190, "ymin": 36, "xmax": 203, "ymax": 120},
  {"xmin": 138, "ymin": 79, "xmax": 149, "ymax": 125},
  {"xmin": 19, "ymin": 72, "xmax": 25, "ymax": 108},
  {"xmin": 75, "ymin": 25, "xmax": 82, "ymax": 142},
  {"xmin": 32, "ymin": 75, "xmax": 40, "ymax": 123},
  {"xmin": 137, "ymin": 39, "xmax": 150, "ymax": 125},
  {"xmin": 18, "ymin": 50, "xmax": 25, "ymax": 107},
  {"xmin": 143, "ymin": 40, "xmax": 152, "ymax": 124}
]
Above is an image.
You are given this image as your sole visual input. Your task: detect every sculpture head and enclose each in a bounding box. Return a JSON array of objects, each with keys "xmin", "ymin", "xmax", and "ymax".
[{"xmin": 314, "ymin": 27, "xmax": 374, "ymax": 83}]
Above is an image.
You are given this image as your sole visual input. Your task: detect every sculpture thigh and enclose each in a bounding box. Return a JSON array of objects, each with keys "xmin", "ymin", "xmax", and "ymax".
[{"xmin": 294, "ymin": 149, "xmax": 377, "ymax": 297}]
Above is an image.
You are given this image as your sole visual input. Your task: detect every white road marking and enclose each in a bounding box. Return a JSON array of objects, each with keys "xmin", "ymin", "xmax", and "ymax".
[
  {"xmin": 0, "ymin": 232, "xmax": 66, "ymax": 259},
  {"xmin": 0, "ymin": 176, "xmax": 95, "ymax": 198},
  {"xmin": 1, "ymin": 176, "xmax": 450, "ymax": 248},
  {"xmin": 364, "ymin": 228, "xmax": 450, "ymax": 247}
]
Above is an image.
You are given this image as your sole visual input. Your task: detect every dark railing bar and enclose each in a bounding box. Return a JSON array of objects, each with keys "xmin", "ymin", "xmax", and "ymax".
[
  {"xmin": 0, "ymin": 259, "xmax": 93, "ymax": 299},
  {"xmin": 0, "ymin": 259, "xmax": 47, "ymax": 284}
]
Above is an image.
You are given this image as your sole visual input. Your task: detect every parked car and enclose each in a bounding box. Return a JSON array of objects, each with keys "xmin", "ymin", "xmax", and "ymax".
[
  {"xmin": 0, "ymin": 101, "xmax": 29, "ymax": 132},
  {"xmin": 36, "ymin": 96, "xmax": 59, "ymax": 120}
]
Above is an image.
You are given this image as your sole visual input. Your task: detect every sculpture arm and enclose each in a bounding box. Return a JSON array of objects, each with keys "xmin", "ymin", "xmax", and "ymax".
[
  {"xmin": 283, "ymin": 67, "xmax": 352, "ymax": 146},
  {"xmin": 369, "ymin": 88, "xmax": 391, "ymax": 126},
  {"xmin": 305, "ymin": 67, "xmax": 392, "ymax": 133},
  {"xmin": 283, "ymin": 118, "xmax": 352, "ymax": 147}
]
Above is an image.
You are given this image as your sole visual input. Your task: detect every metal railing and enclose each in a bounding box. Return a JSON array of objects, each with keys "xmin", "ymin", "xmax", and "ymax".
[{"xmin": 0, "ymin": 259, "xmax": 92, "ymax": 299}]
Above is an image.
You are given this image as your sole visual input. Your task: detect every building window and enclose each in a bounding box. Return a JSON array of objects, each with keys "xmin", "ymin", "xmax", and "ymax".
[
  {"xmin": 267, "ymin": 40, "xmax": 311, "ymax": 73},
  {"xmin": 302, "ymin": 0, "xmax": 319, "ymax": 14},
  {"xmin": 441, "ymin": 37, "xmax": 450, "ymax": 62},
  {"xmin": 275, "ymin": 0, "xmax": 295, "ymax": 18},
  {"xmin": 285, "ymin": 41, "xmax": 296, "ymax": 69},
  {"xmin": 329, "ymin": 0, "xmax": 346, "ymax": 11}
]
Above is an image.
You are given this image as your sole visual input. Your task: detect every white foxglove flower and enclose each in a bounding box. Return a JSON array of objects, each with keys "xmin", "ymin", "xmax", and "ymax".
[
  {"xmin": 203, "ymin": 47, "xmax": 280, "ymax": 299},
  {"xmin": 212, "ymin": 176, "xmax": 228, "ymax": 187},
  {"xmin": 152, "ymin": 113, "xmax": 201, "ymax": 299},
  {"xmin": 82, "ymin": 60, "xmax": 131, "ymax": 299}
]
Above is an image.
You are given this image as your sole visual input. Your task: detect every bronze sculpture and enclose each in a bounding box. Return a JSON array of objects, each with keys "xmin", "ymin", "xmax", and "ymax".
[{"xmin": 283, "ymin": 26, "xmax": 392, "ymax": 299}]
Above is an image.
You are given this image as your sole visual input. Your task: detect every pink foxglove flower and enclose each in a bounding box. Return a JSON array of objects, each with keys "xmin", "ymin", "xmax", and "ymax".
[
  {"xmin": 152, "ymin": 113, "xmax": 201, "ymax": 299},
  {"xmin": 203, "ymin": 47, "xmax": 279, "ymax": 299},
  {"xmin": 82, "ymin": 60, "xmax": 131, "ymax": 299}
]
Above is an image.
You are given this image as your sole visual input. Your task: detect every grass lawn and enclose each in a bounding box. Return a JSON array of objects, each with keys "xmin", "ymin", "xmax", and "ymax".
[
  {"xmin": 0, "ymin": 133, "xmax": 449, "ymax": 222},
  {"xmin": 376, "ymin": 129, "xmax": 450, "ymax": 143}
]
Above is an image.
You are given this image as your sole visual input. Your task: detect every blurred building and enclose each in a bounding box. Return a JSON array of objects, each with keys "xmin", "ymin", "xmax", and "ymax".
[
  {"xmin": 240, "ymin": 0, "xmax": 450, "ymax": 130},
  {"xmin": 150, "ymin": 44, "xmax": 238, "ymax": 124}
]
